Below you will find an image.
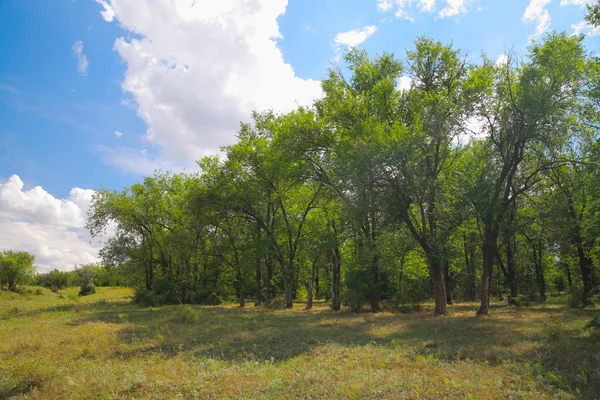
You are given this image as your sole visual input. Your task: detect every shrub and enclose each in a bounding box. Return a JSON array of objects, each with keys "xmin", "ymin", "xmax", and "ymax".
[
  {"xmin": 542, "ymin": 318, "xmax": 564, "ymax": 341},
  {"xmin": 34, "ymin": 288, "xmax": 42, "ymax": 296},
  {"xmin": 78, "ymin": 283, "xmax": 96, "ymax": 296},
  {"xmin": 172, "ymin": 305, "xmax": 200, "ymax": 323},
  {"xmin": 132, "ymin": 289, "xmax": 164, "ymax": 306},
  {"xmin": 77, "ymin": 265, "xmax": 97, "ymax": 296},
  {"xmin": 266, "ymin": 296, "xmax": 286, "ymax": 310}
]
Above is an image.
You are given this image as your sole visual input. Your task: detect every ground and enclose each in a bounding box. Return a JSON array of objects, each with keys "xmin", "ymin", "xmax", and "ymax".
[{"xmin": 1, "ymin": 287, "xmax": 599, "ymax": 399}]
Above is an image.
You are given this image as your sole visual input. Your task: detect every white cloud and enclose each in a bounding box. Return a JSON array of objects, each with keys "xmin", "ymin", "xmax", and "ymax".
[
  {"xmin": 522, "ymin": 0, "xmax": 552, "ymax": 40},
  {"xmin": 72, "ymin": 40, "xmax": 89, "ymax": 76},
  {"xmin": 571, "ymin": 20, "xmax": 600, "ymax": 35},
  {"xmin": 560, "ymin": 0, "xmax": 594, "ymax": 6},
  {"xmin": 378, "ymin": 0, "xmax": 394, "ymax": 12},
  {"xmin": 95, "ymin": 0, "xmax": 115, "ymax": 21},
  {"xmin": 399, "ymin": 76, "xmax": 412, "ymax": 91},
  {"xmin": 495, "ymin": 54, "xmax": 509, "ymax": 66},
  {"xmin": 334, "ymin": 26, "xmax": 378, "ymax": 48},
  {"xmin": 114, "ymin": 130, "xmax": 123, "ymax": 138},
  {"xmin": 439, "ymin": 0, "xmax": 468, "ymax": 18},
  {"xmin": 96, "ymin": 0, "xmax": 322, "ymax": 170},
  {"xmin": 0, "ymin": 175, "xmax": 107, "ymax": 272},
  {"xmin": 419, "ymin": 0, "xmax": 437, "ymax": 12},
  {"xmin": 379, "ymin": 0, "xmax": 475, "ymax": 19}
]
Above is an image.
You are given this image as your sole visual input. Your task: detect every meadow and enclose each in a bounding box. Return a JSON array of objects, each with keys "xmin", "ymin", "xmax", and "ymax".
[{"xmin": 1, "ymin": 287, "xmax": 599, "ymax": 399}]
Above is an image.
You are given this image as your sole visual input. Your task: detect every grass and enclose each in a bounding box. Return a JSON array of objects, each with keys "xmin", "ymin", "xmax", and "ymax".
[{"xmin": 1, "ymin": 287, "xmax": 599, "ymax": 399}]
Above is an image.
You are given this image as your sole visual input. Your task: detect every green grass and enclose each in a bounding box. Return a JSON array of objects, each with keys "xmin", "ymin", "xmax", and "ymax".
[{"xmin": 1, "ymin": 287, "xmax": 599, "ymax": 399}]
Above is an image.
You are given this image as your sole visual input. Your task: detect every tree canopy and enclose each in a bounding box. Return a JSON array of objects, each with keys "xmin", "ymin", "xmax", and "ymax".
[{"xmin": 88, "ymin": 33, "xmax": 600, "ymax": 315}]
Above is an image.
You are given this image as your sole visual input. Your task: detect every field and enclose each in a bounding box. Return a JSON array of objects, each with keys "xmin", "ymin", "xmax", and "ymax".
[{"xmin": 1, "ymin": 287, "xmax": 599, "ymax": 399}]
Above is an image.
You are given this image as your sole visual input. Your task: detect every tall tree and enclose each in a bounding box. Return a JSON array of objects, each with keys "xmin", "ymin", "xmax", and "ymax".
[{"xmin": 467, "ymin": 33, "xmax": 588, "ymax": 315}]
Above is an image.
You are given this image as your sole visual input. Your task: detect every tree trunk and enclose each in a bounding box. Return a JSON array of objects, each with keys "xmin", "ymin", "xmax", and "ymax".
[
  {"xmin": 306, "ymin": 279, "xmax": 313, "ymax": 310},
  {"xmin": 575, "ymin": 239, "xmax": 594, "ymax": 306},
  {"xmin": 533, "ymin": 240, "xmax": 546, "ymax": 302},
  {"xmin": 265, "ymin": 252, "xmax": 273, "ymax": 306},
  {"xmin": 331, "ymin": 247, "xmax": 341, "ymax": 311},
  {"xmin": 255, "ymin": 257, "xmax": 261, "ymax": 307},
  {"xmin": 443, "ymin": 261, "xmax": 453, "ymax": 305},
  {"xmin": 506, "ymin": 236, "xmax": 518, "ymax": 300},
  {"xmin": 239, "ymin": 276, "xmax": 245, "ymax": 308},
  {"xmin": 478, "ymin": 225, "xmax": 499, "ymax": 316},
  {"xmin": 284, "ymin": 260, "xmax": 294, "ymax": 309},
  {"xmin": 431, "ymin": 263, "xmax": 447, "ymax": 316},
  {"xmin": 463, "ymin": 234, "xmax": 476, "ymax": 302},
  {"xmin": 563, "ymin": 262, "xmax": 572, "ymax": 288},
  {"xmin": 370, "ymin": 252, "xmax": 382, "ymax": 312},
  {"xmin": 306, "ymin": 261, "xmax": 316, "ymax": 310}
]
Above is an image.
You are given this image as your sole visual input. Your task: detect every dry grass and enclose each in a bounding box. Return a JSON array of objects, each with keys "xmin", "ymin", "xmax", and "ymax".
[{"xmin": 1, "ymin": 287, "xmax": 599, "ymax": 399}]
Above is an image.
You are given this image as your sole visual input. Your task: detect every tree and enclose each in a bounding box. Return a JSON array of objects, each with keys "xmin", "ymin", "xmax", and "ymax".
[
  {"xmin": 384, "ymin": 37, "xmax": 481, "ymax": 315},
  {"xmin": 78, "ymin": 264, "xmax": 98, "ymax": 296},
  {"xmin": 0, "ymin": 250, "xmax": 35, "ymax": 291},
  {"xmin": 586, "ymin": 1, "xmax": 600, "ymax": 27},
  {"xmin": 466, "ymin": 33, "xmax": 588, "ymax": 315}
]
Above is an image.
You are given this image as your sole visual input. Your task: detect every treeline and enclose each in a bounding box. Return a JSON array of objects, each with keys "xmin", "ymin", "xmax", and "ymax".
[
  {"xmin": 88, "ymin": 33, "xmax": 600, "ymax": 315},
  {"xmin": 35, "ymin": 264, "xmax": 126, "ymax": 292}
]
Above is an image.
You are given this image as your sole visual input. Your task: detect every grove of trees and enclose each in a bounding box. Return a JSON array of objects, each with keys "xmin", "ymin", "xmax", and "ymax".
[{"xmin": 88, "ymin": 32, "xmax": 600, "ymax": 315}]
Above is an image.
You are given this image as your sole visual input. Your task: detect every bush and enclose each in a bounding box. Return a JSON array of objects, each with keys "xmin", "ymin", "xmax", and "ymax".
[
  {"xmin": 78, "ymin": 283, "xmax": 96, "ymax": 296},
  {"xmin": 172, "ymin": 305, "xmax": 200, "ymax": 323},
  {"xmin": 266, "ymin": 296, "xmax": 286, "ymax": 310},
  {"xmin": 34, "ymin": 288, "xmax": 42, "ymax": 296},
  {"xmin": 542, "ymin": 319, "xmax": 564, "ymax": 341},
  {"xmin": 77, "ymin": 265, "xmax": 97, "ymax": 297},
  {"xmin": 132, "ymin": 289, "xmax": 164, "ymax": 306}
]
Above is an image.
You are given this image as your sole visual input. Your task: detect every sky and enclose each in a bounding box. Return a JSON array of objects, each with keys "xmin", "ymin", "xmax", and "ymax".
[{"xmin": 0, "ymin": 0, "xmax": 598, "ymax": 273}]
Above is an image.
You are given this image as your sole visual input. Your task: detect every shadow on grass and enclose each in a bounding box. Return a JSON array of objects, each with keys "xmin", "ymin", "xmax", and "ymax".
[{"xmin": 66, "ymin": 300, "xmax": 600, "ymax": 397}]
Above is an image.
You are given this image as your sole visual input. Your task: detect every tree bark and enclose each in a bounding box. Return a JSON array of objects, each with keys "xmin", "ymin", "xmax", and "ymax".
[
  {"xmin": 575, "ymin": 237, "xmax": 594, "ymax": 305},
  {"xmin": 370, "ymin": 252, "xmax": 382, "ymax": 313},
  {"xmin": 255, "ymin": 257, "xmax": 262, "ymax": 307},
  {"xmin": 463, "ymin": 233, "xmax": 476, "ymax": 301},
  {"xmin": 443, "ymin": 261, "xmax": 453, "ymax": 305},
  {"xmin": 331, "ymin": 247, "xmax": 341, "ymax": 311},
  {"xmin": 478, "ymin": 224, "xmax": 499, "ymax": 316},
  {"xmin": 431, "ymin": 262, "xmax": 447, "ymax": 316}
]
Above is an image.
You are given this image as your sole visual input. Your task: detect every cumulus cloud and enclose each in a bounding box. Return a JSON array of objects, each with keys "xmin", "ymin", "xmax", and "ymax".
[
  {"xmin": 439, "ymin": 0, "xmax": 468, "ymax": 18},
  {"xmin": 378, "ymin": 0, "xmax": 474, "ymax": 20},
  {"xmin": 334, "ymin": 26, "xmax": 378, "ymax": 48},
  {"xmin": 96, "ymin": 0, "xmax": 322, "ymax": 170},
  {"xmin": 0, "ymin": 175, "xmax": 107, "ymax": 272},
  {"xmin": 95, "ymin": 0, "xmax": 115, "ymax": 21},
  {"xmin": 571, "ymin": 20, "xmax": 600, "ymax": 35},
  {"xmin": 399, "ymin": 76, "xmax": 412, "ymax": 91},
  {"xmin": 495, "ymin": 54, "xmax": 509, "ymax": 66},
  {"xmin": 72, "ymin": 40, "xmax": 89, "ymax": 76},
  {"xmin": 560, "ymin": 0, "xmax": 594, "ymax": 6},
  {"xmin": 522, "ymin": 0, "xmax": 552, "ymax": 40},
  {"xmin": 114, "ymin": 130, "xmax": 123, "ymax": 138}
]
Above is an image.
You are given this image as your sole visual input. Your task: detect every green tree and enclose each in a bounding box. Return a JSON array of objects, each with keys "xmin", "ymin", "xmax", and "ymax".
[
  {"xmin": 0, "ymin": 250, "xmax": 35, "ymax": 292},
  {"xmin": 466, "ymin": 33, "xmax": 588, "ymax": 315}
]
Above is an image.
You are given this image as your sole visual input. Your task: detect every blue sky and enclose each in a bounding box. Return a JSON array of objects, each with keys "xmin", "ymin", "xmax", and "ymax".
[{"xmin": 0, "ymin": 0, "xmax": 597, "ymax": 271}]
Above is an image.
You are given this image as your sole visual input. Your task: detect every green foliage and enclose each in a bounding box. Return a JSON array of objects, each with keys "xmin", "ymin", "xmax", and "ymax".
[
  {"xmin": 77, "ymin": 265, "xmax": 97, "ymax": 297},
  {"xmin": 171, "ymin": 305, "xmax": 200, "ymax": 323},
  {"xmin": 584, "ymin": 317, "xmax": 600, "ymax": 336},
  {"xmin": 0, "ymin": 250, "xmax": 35, "ymax": 292},
  {"xmin": 84, "ymin": 34, "xmax": 599, "ymax": 316}
]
